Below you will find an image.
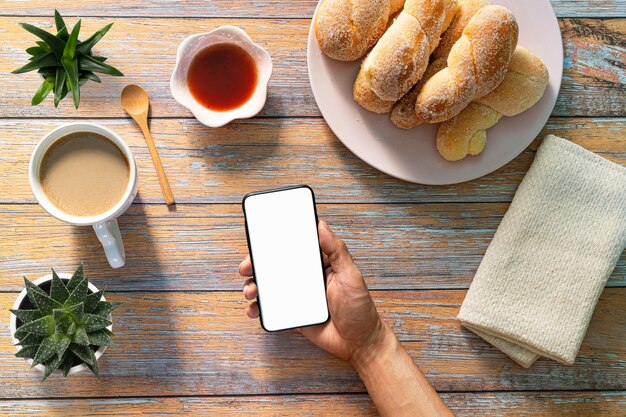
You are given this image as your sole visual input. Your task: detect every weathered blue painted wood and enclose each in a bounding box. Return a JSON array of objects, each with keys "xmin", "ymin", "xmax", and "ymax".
[
  {"xmin": 0, "ymin": 1, "xmax": 622, "ymax": 18},
  {"xmin": 0, "ymin": 118, "xmax": 623, "ymax": 205},
  {"xmin": 0, "ymin": 203, "xmax": 623, "ymax": 292},
  {"xmin": 0, "ymin": 290, "xmax": 624, "ymax": 397},
  {"xmin": 0, "ymin": 392, "xmax": 625, "ymax": 416},
  {"xmin": 0, "ymin": 1, "xmax": 623, "ymax": 412},
  {"xmin": 1, "ymin": 18, "xmax": 623, "ymax": 118}
]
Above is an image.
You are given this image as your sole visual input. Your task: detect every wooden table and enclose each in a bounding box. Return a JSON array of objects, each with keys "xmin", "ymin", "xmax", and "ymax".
[{"xmin": 0, "ymin": 1, "xmax": 624, "ymax": 415}]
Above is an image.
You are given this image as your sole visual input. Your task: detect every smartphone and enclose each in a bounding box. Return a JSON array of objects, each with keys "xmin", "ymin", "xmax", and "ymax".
[{"xmin": 242, "ymin": 185, "xmax": 329, "ymax": 332}]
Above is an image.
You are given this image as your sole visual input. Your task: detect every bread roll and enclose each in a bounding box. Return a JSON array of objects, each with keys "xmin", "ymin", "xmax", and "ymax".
[
  {"xmin": 415, "ymin": 5, "xmax": 518, "ymax": 123},
  {"xmin": 353, "ymin": 67, "xmax": 397, "ymax": 113},
  {"xmin": 432, "ymin": 0, "xmax": 490, "ymax": 61},
  {"xmin": 354, "ymin": 0, "xmax": 458, "ymax": 108},
  {"xmin": 391, "ymin": 0, "xmax": 489, "ymax": 128},
  {"xmin": 390, "ymin": 57, "xmax": 447, "ymax": 127},
  {"xmin": 314, "ymin": 0, "xmax": 406, "ymax": 61},
  {"xmin": 436, "ymin": 46, "xmax": 549, "ymax": 161}
]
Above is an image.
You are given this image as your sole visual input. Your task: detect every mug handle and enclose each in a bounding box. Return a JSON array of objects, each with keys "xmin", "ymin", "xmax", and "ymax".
[{"xmin": 93, "ymin": 219, "xmax": 126, "ymax": 268}]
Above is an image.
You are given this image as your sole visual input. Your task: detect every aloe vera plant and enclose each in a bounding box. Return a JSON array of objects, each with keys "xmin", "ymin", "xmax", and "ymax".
[
  {"xmin": 12, "ymin": 10, "xmax": 123, "ymax": 108},
  {"xmin": 10, "ymin": 265, "xmax": 121, "ymax": 380}
]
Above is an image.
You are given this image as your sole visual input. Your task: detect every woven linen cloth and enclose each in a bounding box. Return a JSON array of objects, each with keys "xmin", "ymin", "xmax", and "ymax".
[{"xmin": 458, "ymin": 135, "xmax": 626, "ymax": 368}]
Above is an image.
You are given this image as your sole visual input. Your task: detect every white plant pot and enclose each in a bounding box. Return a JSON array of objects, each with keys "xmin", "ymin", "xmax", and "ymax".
[{"xmin": 9, "ymin": 273, "xmax": 112, "ymax": 376}]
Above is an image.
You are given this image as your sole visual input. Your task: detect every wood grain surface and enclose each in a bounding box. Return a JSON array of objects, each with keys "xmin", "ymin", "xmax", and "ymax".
[
  {"xmin": 1, "ymin": 290, "xmax": 624, "ymax": 397},
  {"xmin": 1, "ymin": 18, "xmax": 624, "ymax": 118},
  {"xmin": 0, "ymin": 0, "xmax": 624, "ymax": 415},
  {"xmin": 0, "ymin": 118, "xmax": 623, "ymax": 204},
  {"xmin": 0, "ymin": 0, "xmax": 624, "ymax": 18},
  {"xmin": 1, "ymin": 392, "xmax": 625, "ymax": 416},
  {"xmin": 1, "ymin": 203, "xmax": 624, "ymax": 292}
]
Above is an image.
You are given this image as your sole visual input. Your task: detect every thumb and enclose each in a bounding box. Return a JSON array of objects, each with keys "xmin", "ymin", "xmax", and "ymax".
[{"xmin": 318, "ymin": 220, "xmax": 356, "ymax": 274}]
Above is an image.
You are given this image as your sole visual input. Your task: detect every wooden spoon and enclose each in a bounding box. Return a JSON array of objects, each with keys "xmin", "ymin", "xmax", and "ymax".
[{"xmin": 121, "ymin": 84, "xmax": 175, "ymax": 205}]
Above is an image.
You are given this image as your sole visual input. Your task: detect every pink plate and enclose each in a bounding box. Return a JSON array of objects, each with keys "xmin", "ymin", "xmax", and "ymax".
[{"xmin": 307, "ymin": 0, "xmax": 563, "ymax": 184}]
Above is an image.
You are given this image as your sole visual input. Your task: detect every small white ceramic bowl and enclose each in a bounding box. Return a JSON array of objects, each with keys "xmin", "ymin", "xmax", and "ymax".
[
  {"xmin": 10, "ymin": 273, "xmax": 111, "ymax": 377},
  {"xmin": 170, "ymin": 26, "xmax": 273, "ymax": 128}
]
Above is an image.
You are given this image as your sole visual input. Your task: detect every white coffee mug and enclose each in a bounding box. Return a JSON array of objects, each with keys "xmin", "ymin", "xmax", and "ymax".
[{"xmin": 29, "ymin": 123, "xmax": 138, "ymax": 268}]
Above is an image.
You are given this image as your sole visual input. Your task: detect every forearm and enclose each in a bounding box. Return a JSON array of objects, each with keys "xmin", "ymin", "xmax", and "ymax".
[{"xmin": 351, "ymin": 322, "xmax": 454, "ymax": 417}]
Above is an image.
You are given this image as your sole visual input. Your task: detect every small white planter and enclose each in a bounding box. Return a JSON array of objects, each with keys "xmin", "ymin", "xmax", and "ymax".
[{"xmin": 9, "ymin": 273, "xmax": 111, "ymax": 376}]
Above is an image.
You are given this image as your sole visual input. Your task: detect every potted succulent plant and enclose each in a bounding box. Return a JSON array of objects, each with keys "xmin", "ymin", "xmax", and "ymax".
[
  {"xmin": 11, "ymin": 10, "xmax": 123, "ymax": 108},
  {"xmin": 9, "ymin": 264, "xmax": 121, "ymax": 381}
]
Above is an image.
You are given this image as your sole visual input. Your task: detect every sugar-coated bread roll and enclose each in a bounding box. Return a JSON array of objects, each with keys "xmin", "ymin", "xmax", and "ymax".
[
  {"xmin": 436, "ymin": 46, "xmax": 549, "ymax": 161},
  {"xmin": 354, "ymin": 0, "xmax": 458, "ymax": 109},
  {"xmin": 474, "ymin": 47, "xmax": 549, "ymax": 116},
  {"xmin": 415, "ymin": 5, "xmax": 518, "ymax": 123},
  {"xmin": 353, "ymin": 68, "xmax": 397, "ymax": 113},
  {"xmin": 391, "ymin": 0, "xmax": 489, "ymax": 128},
  {"xmin": 390, "ymin": 57, "xmax": 447, "ymax": 127},
  {"xmin": 432, "ymin": 0, "xmax": 490, "ymax": 61},
  {"xmin": 314, "ymin": 0, "xmax": 406, "ymax": 61}
]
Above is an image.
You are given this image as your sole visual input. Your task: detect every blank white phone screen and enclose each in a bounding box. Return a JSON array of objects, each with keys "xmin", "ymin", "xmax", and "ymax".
[{"xmin": 243, "ymin": 187, "xmax": 329, "ymax": 332}]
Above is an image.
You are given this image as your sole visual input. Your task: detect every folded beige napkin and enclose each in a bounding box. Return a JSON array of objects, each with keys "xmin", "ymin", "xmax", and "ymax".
[{"xmin": 458, "ymin": 135, "xmax": 626, "ymax": 367}]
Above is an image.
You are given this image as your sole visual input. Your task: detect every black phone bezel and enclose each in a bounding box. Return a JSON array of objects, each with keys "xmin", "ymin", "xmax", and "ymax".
[{"xmin": 242, "ymin": 185, "xmax": 330, "ymax": 332}]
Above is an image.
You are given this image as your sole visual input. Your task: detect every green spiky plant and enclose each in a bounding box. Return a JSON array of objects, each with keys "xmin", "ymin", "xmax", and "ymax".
[
  {"xmin": 10, "ymin": 265, "xmax": 121, "ymax": 381},
  {"xmin": 12, "ymin": 10, "xmax": 123, "ymax": 108}
]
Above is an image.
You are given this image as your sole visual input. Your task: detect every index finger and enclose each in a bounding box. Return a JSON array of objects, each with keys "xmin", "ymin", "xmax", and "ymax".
[{"xmin": 239, "ymin": 255, "xmax": 253, "ymax": 277}]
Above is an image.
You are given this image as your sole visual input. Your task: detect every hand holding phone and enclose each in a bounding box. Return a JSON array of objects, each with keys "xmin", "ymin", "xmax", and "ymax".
[
  {"xmin": 240, "ymin": 217, "xmax": 384, "ymax": 362},
  {"xmin": 240, "ymin": 203, "xmax": 455, "ymax": 416}
]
